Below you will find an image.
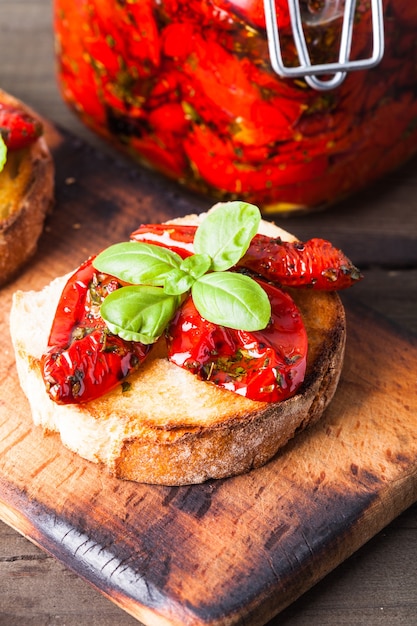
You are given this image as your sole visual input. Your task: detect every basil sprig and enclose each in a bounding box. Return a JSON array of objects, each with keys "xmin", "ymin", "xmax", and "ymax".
[
  {"xmin": 0, "ymin": 136, "xmax": 7, "ymax": 173},
  {"xmin": 93, "ymin": 201, "xmax": 271, "ymax": 344}
]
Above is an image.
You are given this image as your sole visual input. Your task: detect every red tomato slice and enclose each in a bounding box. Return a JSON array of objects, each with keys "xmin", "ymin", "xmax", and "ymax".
[
  {"xmin": 0, "ymin": 104, "xmax": 43, "ymax": 150},
  {"xmin": 131, "ymin": 224, "xmax": 362, "ymax": 289},
  {"xmin": 41, "ymin": 258, "xmax": 151, "ymax": 404},
  {"xmin": 131, "ymin": 224, "xmax": 195, "ymax": 258},
  {"xmin": 166, "ymin": 279, "xmax": 307, "ymax": 403}
]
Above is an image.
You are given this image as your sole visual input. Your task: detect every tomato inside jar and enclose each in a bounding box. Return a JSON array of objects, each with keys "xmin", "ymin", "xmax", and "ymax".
[{"xmin": 54, "ymin": 1, "xmax": 417, "ymax": 213}]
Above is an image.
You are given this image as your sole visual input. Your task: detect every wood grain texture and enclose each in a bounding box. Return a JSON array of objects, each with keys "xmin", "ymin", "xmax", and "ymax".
[
  {"xmin": 0, "ymin": 126, "xmax": 417, "ymax": 626},
  {"xmin": 1, "ymin": 3, "xmax": 416, "ymax": 624}
]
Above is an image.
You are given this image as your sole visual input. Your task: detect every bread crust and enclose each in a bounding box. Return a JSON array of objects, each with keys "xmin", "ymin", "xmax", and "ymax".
[
  {"xmin": 114, "ymin": 290, "xmax": 345, "ymax": 484},
  {"xmin": 0, "ymin": 89, "xmax": 54, "ymax": 287},
  {"xmin": 10, "ymin": 220, "xmax": 346, "ymax": 486}
]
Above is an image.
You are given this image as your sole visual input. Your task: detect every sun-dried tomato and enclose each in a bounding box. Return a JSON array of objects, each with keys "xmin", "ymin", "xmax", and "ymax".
[{"xmin": 54, "ymin": 0, "xmax": 417, "ymax": 211}]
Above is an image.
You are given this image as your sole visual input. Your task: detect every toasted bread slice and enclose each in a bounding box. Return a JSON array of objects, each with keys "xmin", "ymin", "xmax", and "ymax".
[
  {"xmin": 0, "ymin": 89, "xmax": 54, "ymax": 287},
  {"xmin": 10, "ymin": 217, "xmax": 345, "ymax": 485}
]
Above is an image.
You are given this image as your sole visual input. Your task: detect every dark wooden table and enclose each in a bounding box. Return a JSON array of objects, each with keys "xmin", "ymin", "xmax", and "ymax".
[{"xmin": 1, "ymin": 2, "xmax": 416, "ymax": 625}]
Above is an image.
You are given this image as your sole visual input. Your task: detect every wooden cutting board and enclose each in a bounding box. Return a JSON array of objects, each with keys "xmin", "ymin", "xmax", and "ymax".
[{"xmin": 1, "ymin": 126, "xmax": 417, "ymax": 626}]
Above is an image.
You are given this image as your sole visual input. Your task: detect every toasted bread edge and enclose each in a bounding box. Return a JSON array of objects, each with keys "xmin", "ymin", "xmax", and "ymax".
[{"xmin": 0, "ymin": 90, "xmax": 54, "ymax": 287}]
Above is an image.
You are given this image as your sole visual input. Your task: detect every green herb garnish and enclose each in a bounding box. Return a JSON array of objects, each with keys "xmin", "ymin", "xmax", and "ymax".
[
  {"xmin": 0, "ymin": 136, "xmax": 7, "ymax": 173},
  {"xmin": 93, "ymin": 201, "xmax": 271, "ymax": 344}
]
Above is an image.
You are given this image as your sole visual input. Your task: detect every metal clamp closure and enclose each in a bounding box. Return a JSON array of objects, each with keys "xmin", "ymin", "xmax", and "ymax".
[{"xmin": 263, "ymin": 0, "xmax": 385, "ymax": 90}]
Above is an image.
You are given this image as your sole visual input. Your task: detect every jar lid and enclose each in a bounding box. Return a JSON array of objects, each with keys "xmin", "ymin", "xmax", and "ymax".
[
  {"xmin": 216, "ymin": 0, "xmax": 385, "ymax": 90},
  {"xmin": 265, "ymin": 0, "xmax": 385, "ymax": 90}
]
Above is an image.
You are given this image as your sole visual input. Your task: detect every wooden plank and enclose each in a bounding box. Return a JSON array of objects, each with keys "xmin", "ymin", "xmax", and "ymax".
[
  {"xmin": 0, "ymin": 125, "xmax": 417, "ymax": 625},
  {"xmin": 1, "ymin": 304, "xmax": 417, "ymax": 625}
]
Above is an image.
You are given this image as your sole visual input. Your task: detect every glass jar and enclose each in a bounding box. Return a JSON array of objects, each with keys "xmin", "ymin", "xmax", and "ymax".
[{"xmin": 54, "ymin": 1, "xmax": 417, "ymax": 214}]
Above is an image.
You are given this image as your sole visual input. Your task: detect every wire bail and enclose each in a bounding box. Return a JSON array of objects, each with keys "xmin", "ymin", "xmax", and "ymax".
[{"xmin": 263, "ymin": 0, "xmax": 385, "ymax": 90}]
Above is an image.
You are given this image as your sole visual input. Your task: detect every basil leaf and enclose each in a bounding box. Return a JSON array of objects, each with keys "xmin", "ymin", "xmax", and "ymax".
[
  {"xmin": 164, "ymin": 268, "xmax": 195, "ymax": 295},
  {"xmin": 192, "ymin": 272, "xmax": 271, "ymax": 331},
  {"xmin": 94, "ymin": 242, "xmax": 182, "ymax": 286},
  {"xmin": 0, "ymin": 136, "xmax": 7, "ymax": 173},
  {"xmin": 164, "ymin": 254, "xmax": 211, "ymax": 295},
  {"xmin": 100, "ymin": 285, "xmax": 180, "ymax": 344},
  {"xmin": 193, "ymin": 202, "xmax": 261, "ymax": 271},
  {"xmin": 180, "ymin": 253, "xmax": 211, "ymax": 279}
]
